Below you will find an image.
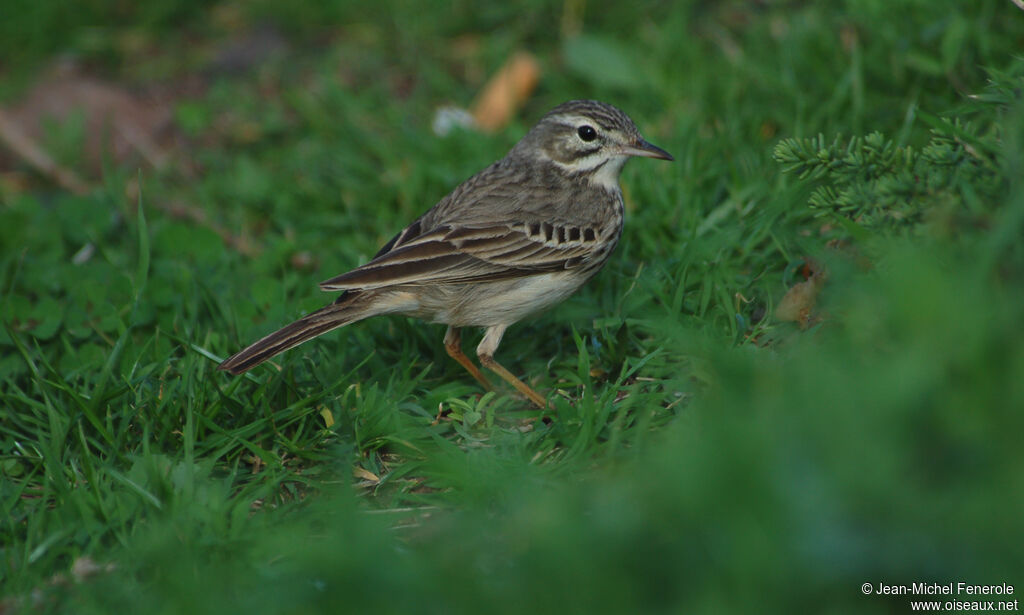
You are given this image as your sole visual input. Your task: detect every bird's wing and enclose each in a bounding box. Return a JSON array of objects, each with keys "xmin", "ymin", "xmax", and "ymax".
[{"xmin": 319, "ymin": 220, "xmax": 605, "ymax": 291}]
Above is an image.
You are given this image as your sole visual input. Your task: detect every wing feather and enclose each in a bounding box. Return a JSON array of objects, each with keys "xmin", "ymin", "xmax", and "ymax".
[{"xmin": 320, "ymin": 222, "xmax": 602, "ymax": 291}]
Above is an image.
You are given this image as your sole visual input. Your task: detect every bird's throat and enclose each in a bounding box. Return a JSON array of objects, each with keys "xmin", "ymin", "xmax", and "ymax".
[{"xmin": 585, "ymin": 156, "xmax": 629, "ymax": 193}]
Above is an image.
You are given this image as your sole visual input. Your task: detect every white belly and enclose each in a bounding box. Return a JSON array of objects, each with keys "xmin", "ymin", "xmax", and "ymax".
[{"xmin": 414, "ymin": 271, "xmax": 590, "ymax": 327}]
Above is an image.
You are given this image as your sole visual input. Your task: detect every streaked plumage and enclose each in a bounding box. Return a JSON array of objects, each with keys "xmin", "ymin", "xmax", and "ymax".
[{"xmin": 219, "ymin": 100, "xmax": 672, "ymax": 407}]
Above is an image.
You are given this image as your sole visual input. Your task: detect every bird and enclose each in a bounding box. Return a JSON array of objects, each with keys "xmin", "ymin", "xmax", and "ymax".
[{"xmin": 218, "ymin": 99, "xmax": 673, "ymax": 408}]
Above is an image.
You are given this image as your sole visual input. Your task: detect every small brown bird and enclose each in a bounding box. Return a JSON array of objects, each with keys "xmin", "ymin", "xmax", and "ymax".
[{"xmin": 219, "ymin": 100, "xmax": 673, "ymax": 407}]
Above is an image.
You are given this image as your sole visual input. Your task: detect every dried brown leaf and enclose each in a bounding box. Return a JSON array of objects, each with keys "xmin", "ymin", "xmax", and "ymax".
[
  {"xmin": 776, "ymin": 259, "xmax": 828, "ymax": 329},
  {"xmin": 470, "ymin": 52, "xmax": 540, "ymax": 133},
  {"xmin": 353, "ymin": 466, "xmax": 380, "ymax": 484},
  {"xmin": 0, "ymin": 61, "xmax": 176, "ymax": 177}
]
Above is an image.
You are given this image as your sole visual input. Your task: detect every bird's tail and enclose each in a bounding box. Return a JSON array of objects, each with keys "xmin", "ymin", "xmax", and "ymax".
[{"xmin": 218, "ymin": 294, "xmax": 371, "ymax": 375}]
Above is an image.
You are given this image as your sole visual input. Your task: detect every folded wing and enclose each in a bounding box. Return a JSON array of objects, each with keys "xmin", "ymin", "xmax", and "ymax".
[{"xmin": 320, "ymin": 221, "xmax": 602, "ymax": 291}]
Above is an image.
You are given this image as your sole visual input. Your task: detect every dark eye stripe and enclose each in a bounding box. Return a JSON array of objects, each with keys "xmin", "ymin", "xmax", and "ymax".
[{"xmin": 571, "ymin": 146, "xmax": 603, "ymax": 160}]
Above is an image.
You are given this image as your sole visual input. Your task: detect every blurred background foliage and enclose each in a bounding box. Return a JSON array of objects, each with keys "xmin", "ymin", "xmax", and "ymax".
[{"xmin": 1, "ymin": 0, "xmax": 1022, "ymax": 612}]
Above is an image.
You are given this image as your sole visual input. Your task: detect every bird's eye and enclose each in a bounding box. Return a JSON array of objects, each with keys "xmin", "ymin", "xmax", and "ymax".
[{"xmin": 577, "ymin": 125, "xmax": 597, "ymax": 142}]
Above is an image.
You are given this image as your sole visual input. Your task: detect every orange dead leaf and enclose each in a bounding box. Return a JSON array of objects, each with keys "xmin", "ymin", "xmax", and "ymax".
[
  {"xmin": 776, "ymin": 259, "xmax": 828, "ymax": 329},
  {"xmin": 470, "ymin": 51, "xmax": 540, "ymax": 133}
]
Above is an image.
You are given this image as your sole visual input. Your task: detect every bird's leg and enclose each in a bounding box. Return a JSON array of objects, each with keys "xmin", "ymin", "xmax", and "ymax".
[
  {"xmin": 476, "ymin": 325, "xmax": 549, "ymax": 409},
  {"xmin": 443, "ymin": 326, "xmax": 493, "ymax": 390}
]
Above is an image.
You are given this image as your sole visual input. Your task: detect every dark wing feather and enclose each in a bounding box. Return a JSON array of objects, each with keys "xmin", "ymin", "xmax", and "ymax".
[
  {"xmin": 320, "ymin": 222, "xmax": 600, "ymax": 291},
  {"xmin": 371, "ymin": 218, "xmax": 424, "ymax": 259}
]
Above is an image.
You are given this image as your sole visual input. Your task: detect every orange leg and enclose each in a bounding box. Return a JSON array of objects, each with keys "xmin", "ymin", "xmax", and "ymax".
[
  {"xmin": 443, "ymin": 326, "xmax": 493, "ymax": 390},
  {"xmin": 476, "ymin": 325, "xmax": 549, "ymax": 409}
]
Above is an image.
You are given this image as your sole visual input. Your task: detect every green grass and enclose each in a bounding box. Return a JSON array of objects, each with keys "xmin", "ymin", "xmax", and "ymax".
[{"xmin": 2, "ymin": 1, "xmax": 1023, "ymax": 612}]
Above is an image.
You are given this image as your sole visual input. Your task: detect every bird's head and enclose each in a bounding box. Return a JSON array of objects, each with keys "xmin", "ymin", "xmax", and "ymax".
[{"xmin": 514, "ymin": 100, "xmax": 673, "ymax": 188}]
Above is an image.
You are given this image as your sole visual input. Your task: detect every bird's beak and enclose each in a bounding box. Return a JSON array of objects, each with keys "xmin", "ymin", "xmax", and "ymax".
[{"xmin": 621, "ymin": 138, "xmax": 674, "ymax": 161}]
